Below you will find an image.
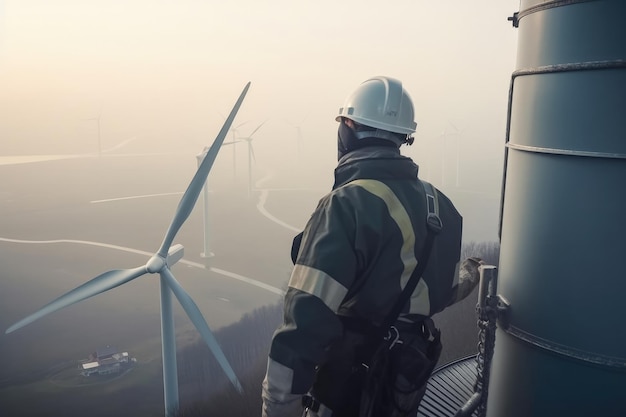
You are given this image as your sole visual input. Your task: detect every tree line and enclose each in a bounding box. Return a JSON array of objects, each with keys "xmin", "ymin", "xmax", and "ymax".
[{"xmin": 176, "ymin": 241, "xmax": 500, "ymax": 417}]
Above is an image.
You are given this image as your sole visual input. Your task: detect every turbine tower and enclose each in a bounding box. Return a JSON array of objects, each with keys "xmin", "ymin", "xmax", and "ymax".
[
  {"xmin": 197, "ymin": 133, "xmax": 247, "ymax": 258},
  {"xmin": 488, "ymin": 1, "xmax": 626, "ymax": 414},
  {"xmin": 6, "ymin": 82, "xmax": 252, "ymax": 417},
  {"xmin": 223, "ymin": 121, "xmax": 247, "ymax": 181},
  {"xmin": 286, "ymin": 116, "xmax": 306, "ymax": 163},
  {"xmin": 239, "ymin": 120, "xmax": 266, "ymax": 198}
]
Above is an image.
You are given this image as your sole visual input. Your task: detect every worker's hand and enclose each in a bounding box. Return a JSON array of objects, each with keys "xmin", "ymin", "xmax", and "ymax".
[
  {"xmin": 448, "ymin": 257, "xmax": 486, "ymax": 305},
  {"xmin": 459, "ymin": 257, "xmax": 484, "ymax": 287},
  {"xmin": 466, "ymin": 256, "xmax": 485, "ymax": 266}
]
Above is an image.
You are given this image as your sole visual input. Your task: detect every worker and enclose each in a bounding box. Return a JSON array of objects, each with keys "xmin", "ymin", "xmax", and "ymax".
[{"xmin": 262, "ymin": 76, "xmax": 482, "ymax": 417}]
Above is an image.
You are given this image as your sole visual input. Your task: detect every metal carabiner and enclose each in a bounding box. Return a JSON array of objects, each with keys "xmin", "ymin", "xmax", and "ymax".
[{"xmin": 385, "ymin": 326, "xmax": 403, "ymax": 350}]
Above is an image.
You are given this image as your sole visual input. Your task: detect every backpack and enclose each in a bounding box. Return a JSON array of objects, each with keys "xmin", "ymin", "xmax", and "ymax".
[{"xmin": 358, "ymin": 319, "xmax": 442, "ymax": 417}]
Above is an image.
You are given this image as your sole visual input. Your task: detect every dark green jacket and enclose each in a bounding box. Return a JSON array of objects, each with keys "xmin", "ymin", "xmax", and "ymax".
[{"xmin": 262, "ymin": 147, "xmax": 463, "ymax": 417}]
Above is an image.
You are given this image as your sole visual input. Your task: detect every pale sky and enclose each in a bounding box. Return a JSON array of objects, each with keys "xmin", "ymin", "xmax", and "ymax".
[{"xmin": 0, "ymin": 0, "xmax": 519, "ymax": 192}]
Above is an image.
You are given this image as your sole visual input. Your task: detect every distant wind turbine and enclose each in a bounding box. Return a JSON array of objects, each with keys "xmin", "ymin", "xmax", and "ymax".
[
  {"xmin": 286, "ymin": 116, "xmax": 306, "ymax": 163},
  {"xmin": 197, "ymin": 120, "xmax": 250, "ymax": 256},
  {"xmin": 222, "ymin": 120, "xmax": 248, "ymax": 181},
  {"xmin": 239, "ymin": 120, "xmax": 267, "ymax": 198},
  {"xmin": 6, "ymin": 82, "xmax": 252, "ymax": 417}
]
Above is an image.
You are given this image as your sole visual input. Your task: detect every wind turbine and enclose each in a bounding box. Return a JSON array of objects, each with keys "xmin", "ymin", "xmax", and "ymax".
[
  {"xmin": 286, "ymin": 116, "xmax": 306, "ymax": 163},
  {"xmin": 222, "ymin": 120, "xmax": 247, "ymax": 181},
  {"xmin": 6, "ymin": 82, "xmax": 252, "ymax": 417},
  {"xmin": 197, "ymin": 121, "xmax": 248, "ymax": 258},
  {"xmin": 239, "ymin": 120, "xmax": 266, "ymax": 198}
]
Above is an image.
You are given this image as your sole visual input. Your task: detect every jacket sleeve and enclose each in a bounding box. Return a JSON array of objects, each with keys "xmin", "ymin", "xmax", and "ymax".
[
  {"xmin": 447, "ymin": 257, "xmax": 483, "ymax": 306},
  {"xmin": 262, "ymin": 194, "xmax": 358, "ymax": 417}
]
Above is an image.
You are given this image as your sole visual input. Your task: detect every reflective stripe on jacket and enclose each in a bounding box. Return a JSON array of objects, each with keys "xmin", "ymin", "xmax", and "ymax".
[{"xmin": 262, "ymin": 147, "xmax": 462, "ymax": 417}]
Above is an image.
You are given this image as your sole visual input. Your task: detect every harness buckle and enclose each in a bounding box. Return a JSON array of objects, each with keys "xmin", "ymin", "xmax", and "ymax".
[
  {"xmin": 426, "ymin": 213, "xmax": 443, "ymax": 234},
  {"xmin": 302, "ymin": 394, "xmax": 320, "ymax": 413}
]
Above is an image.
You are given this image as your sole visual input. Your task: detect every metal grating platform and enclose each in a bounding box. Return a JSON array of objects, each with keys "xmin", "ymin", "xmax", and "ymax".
[{"xmin": 416, "ymin": 355, "xmax": 479, "ymax": 417}]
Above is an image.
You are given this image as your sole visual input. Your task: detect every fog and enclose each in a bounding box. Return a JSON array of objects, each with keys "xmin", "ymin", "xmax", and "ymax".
[
  {"xmin": 1, "ymin": 1, "xmax": 517, "ymax": 195},
  {"xmin": 0, "ymin": 1, "xmax": 518, "ymax": 415}
]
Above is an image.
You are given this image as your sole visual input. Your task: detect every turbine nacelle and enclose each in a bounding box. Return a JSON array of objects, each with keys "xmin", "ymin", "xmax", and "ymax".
[{"xmin": 165, "ymin": 244, "xmax": 185, "ymax": 268}]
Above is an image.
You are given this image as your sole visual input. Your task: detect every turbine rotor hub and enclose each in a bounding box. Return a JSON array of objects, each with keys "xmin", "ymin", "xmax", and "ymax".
[{"xmin": 146, "ymin": 255, "xmax": 166, "ymax": 273}]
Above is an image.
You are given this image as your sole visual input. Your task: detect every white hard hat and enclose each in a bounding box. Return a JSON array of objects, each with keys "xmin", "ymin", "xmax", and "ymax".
[{"xmin": 336, "ymin": 76, "xmax": 417, "ymax": 135}]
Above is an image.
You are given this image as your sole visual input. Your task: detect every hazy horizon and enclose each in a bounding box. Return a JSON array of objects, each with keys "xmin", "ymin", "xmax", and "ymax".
[{"xmin": 1, "ymin": 1, "xmax": 518, "ymax": 193}]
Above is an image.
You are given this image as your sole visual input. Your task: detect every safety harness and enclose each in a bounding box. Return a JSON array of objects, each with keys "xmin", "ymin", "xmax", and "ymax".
[{"xmin": 304, "ymin": 180, "xmax": 443, "ymax": 416}]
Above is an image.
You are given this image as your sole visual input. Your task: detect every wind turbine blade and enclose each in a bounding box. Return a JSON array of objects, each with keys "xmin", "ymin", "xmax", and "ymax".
[
  {"xmin": 160, "ymin": 268, "xmax": 243, "ymax": 393},
  {"xmin": 233, "ymin": 121, "xmax": 248, "ymax": 130},
  {"xmin": 157, "ymin": 82, "xmax": 251, "ymax": 257},
  {"xmin": 248, "ymin": 120, "xmax": 267, "ymax": 138},
  {"xmin": 5, "ymin": 266, "xmax": 147, "ymax": 334}
]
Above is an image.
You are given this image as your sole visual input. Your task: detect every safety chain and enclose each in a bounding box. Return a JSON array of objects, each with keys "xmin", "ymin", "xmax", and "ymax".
[
  {"xmin": 474, "ymin": 286, "xmax": 499, "ymax": 416},
  {"xmin": 455, "ymin": 266, "xmax": 508, "ymax": 417}
]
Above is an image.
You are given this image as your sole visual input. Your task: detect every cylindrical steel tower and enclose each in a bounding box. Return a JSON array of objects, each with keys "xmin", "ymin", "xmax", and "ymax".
[{"xmin": 489, "ymin": 1, "xmax": 626, "ymax": 416}]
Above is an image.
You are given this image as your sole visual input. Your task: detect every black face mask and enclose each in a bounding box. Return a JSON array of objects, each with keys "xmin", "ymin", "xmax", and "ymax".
[
  {"xmin": 337, "ymin": 120, "xmax": 359, "ymax": 160},
  {"xmin": 337, "ymin": 120, "xmax": 402, "ymax": 160}
]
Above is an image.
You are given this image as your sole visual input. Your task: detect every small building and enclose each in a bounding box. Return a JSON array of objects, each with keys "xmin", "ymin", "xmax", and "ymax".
[
  {"xmin": 96, "ymin": 345, "xmax": 119, "ymax": 361},
  {"xmin": 80, "ymin": 345, "xmax": 133, "ymax": 377}
]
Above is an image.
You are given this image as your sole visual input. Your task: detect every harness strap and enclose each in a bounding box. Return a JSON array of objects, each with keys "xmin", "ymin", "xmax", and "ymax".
[{"xmin": 380, "ymin": 180, "xmax": 442, "ymax": 332}]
